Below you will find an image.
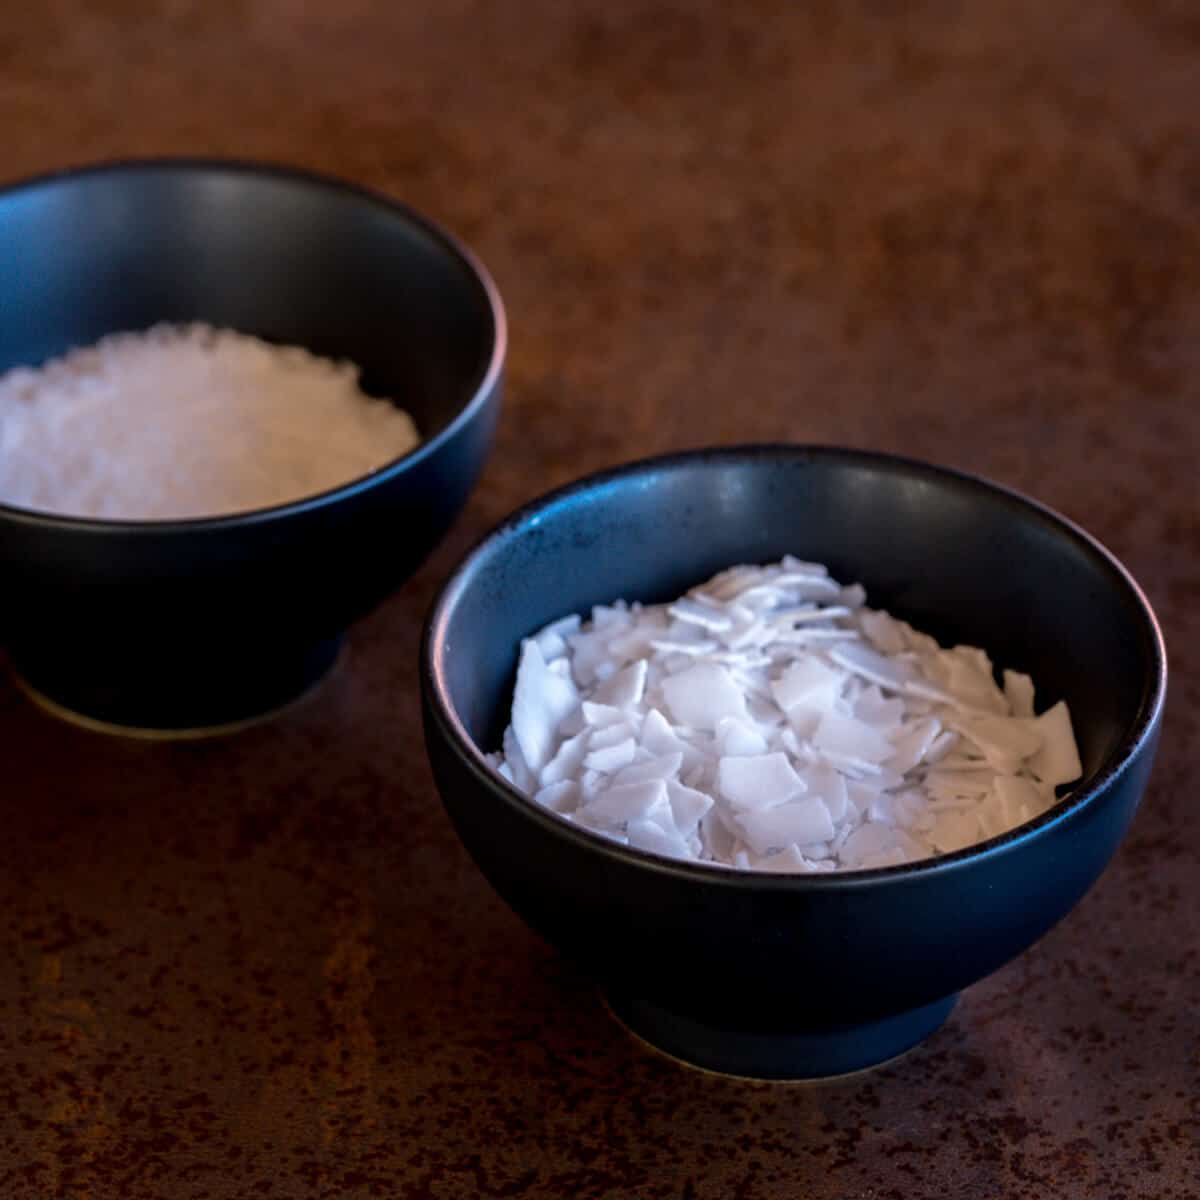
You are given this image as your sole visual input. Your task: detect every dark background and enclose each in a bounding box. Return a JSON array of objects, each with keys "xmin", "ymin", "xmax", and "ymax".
[{"xmin": 0, "ymin": 2, "xmax": 1196, "ymax": 1196}]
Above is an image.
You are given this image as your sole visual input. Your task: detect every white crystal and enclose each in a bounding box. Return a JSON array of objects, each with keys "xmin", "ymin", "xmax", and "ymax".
[
  {"xmin": 511, "ymin": 639, "xmax": 580, "ymax": 771},
  {"xmin": 627, "ymin": 818, "xmax": 692, "ymax": 858},
  {"xmin": 770, "ymin": 658, "xmax": 844, "ymax": 714},
  {"xmin": 1003, "ymin": 669, "xmax": 1036, "ymax": 718},
  {"xmin": 1028, "ymin": 701, "xmax": 1083, "ymax": 788},
  {"xmin": 640, "ymin": 707, "xmax": 678, "ymax": 745},
  {"xmin": 737, "ymin": 796, "xmax": 835, "ymax": 854},
  {"xmin": 716, "ymin": 716, "xmax": 769, "ymax": 757},
  {"xmin": 858, "ymin": 609, "xmax": 908, "ymax": 655},
  {"xmin": 812, "ymin": 712, "xmax": 894, "ymax": 764},
  {"xmin": 587, "ymin": 721, "xmax": 638, "ymax": 750},
  {"xmin": 840, "ymin": 822, "xmax": 898, "ymax": 867},
  {"xmin": 801, "ymin": 763, "xmax": 850, "ymax": 823},
  {"xmin": 534, "ymin": 781, "xmax": 578, "ymax": 813},
  {"xmin": 717, "ymin": 753, "xmax": 805, "ymax": 811},
  {"xmin": 582, "ymin": 701, "xmax": 625, "ymax": 727},
  {"xmin": 830, "ymin": 640, "xmax": 918, "ymax": 693},
  {"xmin": 538, "ymin": 729, "xmax": 591, "ymax": 787},
  {"xmin": 667, "ymin": 596, "xmax": 734, "ymax": 632},
  {"xmin": 956, "ymin": 713, "xmax": 1042, "ymax": 772},
  {"xmin": 752, "ymin": 845, "xmax": 810, "ymax": 873},
  {"xmin": 494, "ymin": 558, "xmax": 1081, "ymax": 875},
  {"xmin": 593, "ymin": 659, "xmax": 648, "ymax": 708},
  {"xmin": 501, "ymin": 725, "xmax": 537, "ymax": 791},
  {"xmin": 611, "ymin": 752, "xmax": 684, "ymax": 787},
  {"xmin": 887, "ymin": 717, "xmax": 942, "ymax": 774},
  {"xmin": 666, "ymin": 780, "xmax": 713, "ymax": 833},
  {"xmin": 928, "ymin": 809, "xmax": 982, "ymax": 854},
  {"xmin": 662, "ymin": 663, "xmax": 749, "ymax": 730},
  {"xmin": 582, "ymin": 779, "xmax": 670, "ymax": 826},
  {"xmin": 582, "ymin": 738, "xmax": 637, "ymax": 773},
  {"xmin": 993, "ymin": 774, "xmax": 1045, "ymax": 825}
]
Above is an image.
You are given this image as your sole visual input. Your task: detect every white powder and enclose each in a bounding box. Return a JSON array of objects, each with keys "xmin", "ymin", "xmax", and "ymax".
[
  {"xmin": 492, "ymin": 558, "xmax": 1083, "ymax": 873},
  {"xmin": 0, "ymin": 324, "xmax": 420, "ymax": 519}
]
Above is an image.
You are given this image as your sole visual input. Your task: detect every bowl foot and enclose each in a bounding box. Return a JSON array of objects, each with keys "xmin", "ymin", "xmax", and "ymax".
[
  {"xmin": 9, "ymin": 636, "xmax": 343, "ymax": 738},
  {"xmin": 603, "ymin": 990, "xmax": 957, "ymax": 1081}
]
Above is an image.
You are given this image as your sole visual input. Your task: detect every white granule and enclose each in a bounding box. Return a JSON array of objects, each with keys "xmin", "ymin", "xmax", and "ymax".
[
  {"xmin": 0, "ymin": 324, "xmax": 420, "ymax": 519},
  {"xmin": 492, "ymin": 558, "xmax": 1083, "ymax": 873}
]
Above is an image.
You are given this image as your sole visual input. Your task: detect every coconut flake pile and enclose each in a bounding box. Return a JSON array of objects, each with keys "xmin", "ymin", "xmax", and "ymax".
[
  {"xmin": 0, "ymin": 324, "xmax": 420, "ymax": 520},
  {"xmin": 491, "ymin": 558, "xmax": 1083, "ymax": 872}
]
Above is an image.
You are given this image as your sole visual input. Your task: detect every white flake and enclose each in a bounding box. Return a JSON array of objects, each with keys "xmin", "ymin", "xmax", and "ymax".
[
  {"xmin": 493, "ymin": 558, "xmax": 1081, "ymax": 874},
  {"xmin": 942, "ymin": 653, "xmax": 1009, "ymax": 713},
  {"xmin": 928, "ymin": 809, "xmax": 982, "ymax": 854},
  {"xmin": 854, "ymin": 686, "xmax": 906, "ymax": 729},
  {"xmin": 867, "ymin": 792, "xmax": 897, "ymax": 826},
  {"xmin": 839, "ymin": 822, "xmax": 898, "ymax": 867},
  {"xmin": 955, "ymin": 713, "xmax": 1042, "ymax": 772},
  {"xmin": 861, "ymin": 846, "xmax": 910, "ymax": 869},
  {"xmin": 992, "ymin": 774, "xmax": 1045, "ymax": 826},
  {"xmin": 538, "ymin": 729, "xmax": 591, "ymax": 787},
  {"xmin": 737, "ymin": 797, "xmax": 835, "ymax": 854},
  {"xmin": 813, "ymin": 712, "xmax": 895, "ymax": 764},
  {"xmin": 752, "ymin": 845, "xmax": 810, "ymax": 872},
  {"xmin": 1028, "ymin": 701, "xmax": 1083, "ymax": 788},
  {"xmin": 501, "ymin": 725, "xmax": 537, "ymax": 791},
  {"xmin": 593, "ymin": 659, "xmax": 648, "ymax": 708},
  {"xmin": 534, "ymin": 781, "xmax": 578, "ymax": 813},
  {"xmin": 924, "ymin": 768, "xmax": 994, "ymax": 801},
  {"xmin": 587, "ymin": 721, "xmax": 638, "ymax": 751},
  {"xmin": 839, "ymin": 583, "xmax": 868, "ymax": 609},
  {"xmin": 925, "ymin": 730, "xmax": 960, "ymax": 764},
  {"xmin": 611, "ymin": 752, "xmax": 684, "ymax": 787},
  {"xmin": 582, "ymin": 738, "xmax": 637, "ymax": 773},
  {"xmin": 662, "ymin": 663, "xmax": 749, "ymax": 730},
  {"xmin": 893, "ymin": 790, "xmax": 936, "ymax": 832},
  {"xmin": 511, "ymin": 639, "xmax": 580, "ymax": 771},
  {"xmin": 666, "ymin": 780, "xmax": 714, "ymax": 833},
  {"xmin": 858, "ymin": 609, "xmax": 908, "ymax": 655},
  {"xmin": 717, "ymin": 753, "xmax": 805, "ymax": 811},
  {"xmin": 770, "ymin": 658, "xmax": 844, "ymax": 714},
  {"xmin": 1003, "ymin": 669, "xmax": 1036, "ymax": 718},
  {"xmin": 667, "ymin": 596, "xmax": 734, "ymax": 632},
  {"xmin": 582, "ymin": 779, "xmax": 670, "ymax": 826},
  {"xmin": 627, "ymin": 818, "xmax": 693, "ymax": 858},
  {"xmin": 533, "ymin": 613, "xmax": 581, "ymax": 646},
  {"xmin": 640, "ymin": 708, "xmax": 691, "ymax": 757},
  {"xmin": 802, "ymin": 764, "xmax": 850, "ymax": 823},
  {"xmin": 568, "ymin": 810, "xmax": 629, "ymax": 843},
  {"xmin": 582, "ymin": 701, "xmax": 625, "ymax": 728},
  {"xmin": 699, "ymin": 806, "xmax": 739, "ymax": 861},
  {"xmin": 830, "ymin": 640, "xmax": 918, "ymax": 693},
  {"xmin": 716, "ymin": 717, "xmax": 769, "ymax": 757},
  {"xmin": 887, "ymin": 717, "xmax": 942, "ymax": 774}
]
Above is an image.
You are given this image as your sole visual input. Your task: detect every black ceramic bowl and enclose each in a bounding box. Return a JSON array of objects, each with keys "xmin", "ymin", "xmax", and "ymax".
[
  {"xmin": 422, "ymin": 446, "xmax": 1166, "ymax": 1079},
  {"xmin": 0, "ymin": 160, "xmax": 504, "ymax": 732}
]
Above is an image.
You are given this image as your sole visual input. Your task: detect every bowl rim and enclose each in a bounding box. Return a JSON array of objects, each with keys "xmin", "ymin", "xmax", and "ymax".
[
  {"xmin": 422, "ymin": 443, "xmax": 1168, "ymax": 889},
  {"xmin": 0, "ymin": 156, "xmax": 507, "ymax": 532}
]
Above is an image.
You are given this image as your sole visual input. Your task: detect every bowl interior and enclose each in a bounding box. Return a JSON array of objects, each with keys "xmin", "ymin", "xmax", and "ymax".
[
  {"xmin": 0, "ymin": 162, "xmax": 503, "ymax": 730},
  {"xmin": 435, "ymin": 449, "xmax": 1160, "ymax": 801},
  {"xmin": 0, "ymin": 161, "xmax": 498, "ymax": 448}
]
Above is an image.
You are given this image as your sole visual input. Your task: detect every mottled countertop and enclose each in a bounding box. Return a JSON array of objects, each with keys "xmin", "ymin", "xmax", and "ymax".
[{"xmin": 1, "ymin": 2, "xmax": 1197, "ymax": 1196}]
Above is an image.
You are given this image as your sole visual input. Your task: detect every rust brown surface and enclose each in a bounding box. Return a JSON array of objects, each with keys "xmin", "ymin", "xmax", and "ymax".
[{"xmin": 1, "ymin": 2, "xmax": 1198, "ymax": 1196}]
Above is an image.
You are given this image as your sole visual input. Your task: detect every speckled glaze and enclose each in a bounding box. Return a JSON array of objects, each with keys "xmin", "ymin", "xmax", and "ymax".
[{"xmin": 1, "ymin": 0, "xmax": 1198, "ymax": 1196}]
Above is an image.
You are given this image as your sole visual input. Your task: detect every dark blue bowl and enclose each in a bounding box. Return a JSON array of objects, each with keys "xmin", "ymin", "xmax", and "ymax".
[
  {"xmin": 421, "ymin": 447, "xmax": 1166, "ymax": 1079},
  {"xmin": 0, "ymin": 160, "xmax": 504, "ymax": 731}
]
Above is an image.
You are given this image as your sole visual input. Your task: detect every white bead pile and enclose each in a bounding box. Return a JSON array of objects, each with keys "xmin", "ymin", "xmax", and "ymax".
[
  {"xmin": 491, "ymin": 558, "xmax": 1083, "ymax": 872},
  {"xmin": 0, "ymin": 324, "xmax": 420, "ymax": 520}
]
